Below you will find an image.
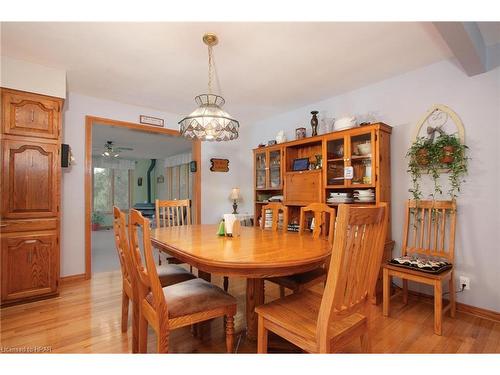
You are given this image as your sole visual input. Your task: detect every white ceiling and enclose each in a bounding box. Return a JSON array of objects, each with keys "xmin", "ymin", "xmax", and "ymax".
[
  {"xmin": 92, "ymin": 124, "xmax": 192, "ymax": 160},
  {"xmin": 0, "ymin": 22, "xmax": 488, "ymax": 123}
]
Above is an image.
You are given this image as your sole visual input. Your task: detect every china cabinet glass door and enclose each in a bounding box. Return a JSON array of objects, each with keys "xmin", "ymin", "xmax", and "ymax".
[
  {"xmin": 349, "ymin": 131, "xmax": 374, "ymax": 187},
  {"xmin": 255, "ymin": 151, "xmax": 267, "ymax": 189},
  {"xmin": 268, "ymin": 149, "xmax": 282, "ymax": 189},
  {"xmin": 326, "ymin": 136, "xmax": 346, "ymax": 187}
]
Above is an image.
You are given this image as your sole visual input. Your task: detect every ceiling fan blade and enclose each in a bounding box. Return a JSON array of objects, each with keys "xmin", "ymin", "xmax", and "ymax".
[{"xmin": 116, "ymin": 147, "xmax": 134, "ymax": 151}]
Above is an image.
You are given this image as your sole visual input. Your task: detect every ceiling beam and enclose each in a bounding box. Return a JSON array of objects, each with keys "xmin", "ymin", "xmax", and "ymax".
[{"xmin": 433, "ymin": 22, "xmax": 487, "ymax": 76}]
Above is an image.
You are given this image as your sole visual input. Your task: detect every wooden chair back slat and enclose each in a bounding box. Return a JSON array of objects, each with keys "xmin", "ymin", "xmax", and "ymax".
[
  {"xmin": 112, "ymin": 206, "xmax": 132, "ymax": 285},
  {"xmin": 402, "ymin": 200, "xmax": 456, "ymax": 261},
  {"xmin": 128, "ymin": 209, "xmax": 152, "ymax": 291},
  {"xmin": 155, "ymin": 199, "xmax": 192, "ymax": 228},
  {"xmin": 316, "ymin": 203, "xmax": 388, "ymax": 352},
  {"xmin": 432, "ymin": 209, "xmax": 439, "ymax": 251},
  {"xmin": 129, "ymin": 209, "xmax": 169, "ymax": 322},
  {"xmin": 299, "ymin": 203, "xmax": 336, "ymax": 245},
  {"xmin": 261, "ymin": 202, "xmax": 288, "ymax": 232}
]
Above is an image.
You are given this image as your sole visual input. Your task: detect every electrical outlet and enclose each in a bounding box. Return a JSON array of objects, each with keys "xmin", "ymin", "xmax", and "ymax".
[{"xmin": 459, "ymin": 276, "xmax": 470, "ymax": 290}]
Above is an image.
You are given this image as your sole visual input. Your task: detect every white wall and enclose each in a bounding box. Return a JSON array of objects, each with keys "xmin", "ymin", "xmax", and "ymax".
[
  {"xmin": 201, "ymin": 123, "xmax": 255, "ymax": 224},
  {"xmin": 237, "ymin": 60, "xmax": 500, "ymax": 312},
  {"xmin": 0, "ymin": 56, "xmax": 66, "ymax": 98},
  {"xmin": 61, "ymin": 92, "xmax": 243, "ymax": 276}
]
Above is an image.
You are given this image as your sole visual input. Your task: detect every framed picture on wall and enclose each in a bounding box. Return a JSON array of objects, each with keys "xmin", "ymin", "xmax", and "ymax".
[{"xmin": 140, "ymin": 115, "xmax": 164, "ymax": 127}]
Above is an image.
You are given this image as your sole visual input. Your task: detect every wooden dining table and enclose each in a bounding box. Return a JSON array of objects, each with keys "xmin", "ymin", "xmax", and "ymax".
[{"xmin": 150, "ymin": 224, "xmax": 332, "ymax": 340}]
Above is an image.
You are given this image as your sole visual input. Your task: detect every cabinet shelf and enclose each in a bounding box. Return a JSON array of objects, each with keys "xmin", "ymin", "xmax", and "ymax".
[
  {"xmin": 325, "ymin": 184, "xmax": 375, "ymax": 189},
  {"xmin": 285, "ymin": 169, "xmax": 322, "ymax": 175},
  {"xmin": 327, "ymin": 158, "xmax": 344, "ymax": 162},
  {"xmin": 327, "ymin": 201, "xmax": 376, "ymax": 206}
]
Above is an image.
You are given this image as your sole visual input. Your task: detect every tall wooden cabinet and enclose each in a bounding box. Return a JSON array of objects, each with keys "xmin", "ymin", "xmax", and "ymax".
[
  {"xmin": 1, "ymin": 88, "xmax": 63, "ymax": 306},
  {"xmin": 253, "ymin": 123, "xmax": 393, "ymax": 303}
]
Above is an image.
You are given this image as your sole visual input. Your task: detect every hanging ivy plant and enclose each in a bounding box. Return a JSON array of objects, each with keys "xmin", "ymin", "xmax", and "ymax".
[
  {"xmin": 406, "ymin": 133, "xmax": 469, "ymax": 201},
  {"xmin": 406, "ymin": 137, "xmax": 432, "ymax": 201},
  {"xmin": 433, "ymin": 133, "xmax": 469, "ymax": 199}
]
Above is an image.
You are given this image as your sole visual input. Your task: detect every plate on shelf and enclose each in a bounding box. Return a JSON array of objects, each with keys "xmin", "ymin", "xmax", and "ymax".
[{"xmin": 355, "ymin": 197, "xmax": 375, "ymax": 202}]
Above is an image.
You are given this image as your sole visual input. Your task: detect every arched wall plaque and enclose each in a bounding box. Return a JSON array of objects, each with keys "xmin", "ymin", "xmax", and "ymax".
[{"xmin": 412, "ymin": 104, "xmax": 465, "ymax": 143}]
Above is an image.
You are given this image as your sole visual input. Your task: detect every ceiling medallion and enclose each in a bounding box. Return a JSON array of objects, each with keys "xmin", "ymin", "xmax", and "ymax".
[{"xmin": 179, "ymin": 33, "xmax": 239, "ymax": 142}]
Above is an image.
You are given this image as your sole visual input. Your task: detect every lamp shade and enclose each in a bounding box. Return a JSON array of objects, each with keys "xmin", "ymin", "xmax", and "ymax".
[
  {"xmin": 230, "ymin": 187, "xmax": 241, "ymax": 200},
  {"xmin": 179, "ymin": 94, "xmax": 239, "ymax": 141}
]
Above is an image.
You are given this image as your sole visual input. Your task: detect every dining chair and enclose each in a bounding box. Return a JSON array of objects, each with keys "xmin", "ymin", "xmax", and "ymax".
[
  {"xmin": 129, "ymin": 209, "xmax": 237, "ymax": 353},
  {"xmin": 265, "ymin": 203, "xmax": 335, "ymax": 297},
  {"xmin": 256, "ymin": 203, "xmax": 388, "ymax": 353},
  {"xmin": 383, "ymin": 200, "xmax": 457, "ymax": 335},
  {"xmin": 260, "ymin": 202, "xmax": 289, "ymax": 231},
  {"xmin": 155, "ymin": 199, "xmax": 194, "ymax": 269},
  {"xmin": 112, "ymin": 207, "xmax": 196, "ymax": 349}
]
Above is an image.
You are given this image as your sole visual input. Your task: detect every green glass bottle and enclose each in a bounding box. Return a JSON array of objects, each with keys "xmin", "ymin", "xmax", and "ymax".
[{"xmin": 216, "ymin": 219, "xmax": 226, "ymax": 236}]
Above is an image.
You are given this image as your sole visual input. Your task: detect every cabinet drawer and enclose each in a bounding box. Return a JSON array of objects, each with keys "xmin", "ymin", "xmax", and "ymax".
[
  {"xmin": 1, "ymin": 88, "xmax": 62, "ymax": 140},
  {"xmin": 284, "ymin": 170, "xmax": 322, "ymax": 205},
  {"xmin": 1, "ymin": 230, "xmax": 59, "ymax": 303},
  {"xmin": 0, "ymin": 218, "xmax": 58, "ymax": 233}
]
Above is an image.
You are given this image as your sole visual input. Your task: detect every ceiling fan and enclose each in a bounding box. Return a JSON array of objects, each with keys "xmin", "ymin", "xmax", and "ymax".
[{"xmin": 101, "ymin": 141, "xmax": 133, "ymax": 158}]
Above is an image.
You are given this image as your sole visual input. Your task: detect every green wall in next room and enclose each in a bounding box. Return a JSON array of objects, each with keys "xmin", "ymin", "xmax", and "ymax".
[{"xmin": 132, "ymin": 159, "xmax": 156, "ymax": 205}]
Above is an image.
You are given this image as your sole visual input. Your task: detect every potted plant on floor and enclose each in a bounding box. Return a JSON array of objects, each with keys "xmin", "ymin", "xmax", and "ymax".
[{"xmin": 92, "ymin": 212, "xmax": 104, "ymax": 231}]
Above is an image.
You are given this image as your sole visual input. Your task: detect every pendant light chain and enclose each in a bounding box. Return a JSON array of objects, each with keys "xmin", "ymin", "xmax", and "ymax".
[{"xmin": 208, "ymin": 44, "xmax": 213, "ymax": 95}]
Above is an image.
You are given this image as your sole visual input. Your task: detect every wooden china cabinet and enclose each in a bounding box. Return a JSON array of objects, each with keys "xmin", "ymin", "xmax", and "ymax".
[
  {"xmin": 0, "ymin": 88, "xmax": 64, "ymax": 306},
  {"xmin": 253, "ymin": 123, "xmax": 393, "ymax": 303}
]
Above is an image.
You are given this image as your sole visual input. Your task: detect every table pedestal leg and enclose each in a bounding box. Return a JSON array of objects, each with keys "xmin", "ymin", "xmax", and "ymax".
[{"xmin": 246, "ymin": 278, "xmax": 264, "ymax": 341}]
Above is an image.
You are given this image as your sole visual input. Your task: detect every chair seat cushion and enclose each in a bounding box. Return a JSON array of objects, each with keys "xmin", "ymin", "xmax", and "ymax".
[
  {"xmin": 147, "ymin": 278, "xmax": 236, "ymax": 318},
  {"xmin": 266, "ymin": 268, "xmax": 327, "ymax": 291},
  {"xmin": 389, "ymin": 255, "xmax": 452, "ymax": 274},
  {"xmin": 157, "ymin": 264, "xmax": 196, "ymax": 287}
]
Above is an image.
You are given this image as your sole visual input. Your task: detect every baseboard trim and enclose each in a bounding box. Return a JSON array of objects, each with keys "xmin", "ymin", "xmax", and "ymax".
[
  {"xmin": 60, "ymin": 273, "xmax": 87, "ymax": 284},
  {"xmin": 396, "ymin": 287, "xmax": 500, "ymax": 323},
  {"xmin": 455, "ymin": 301, "xmax": 500, "ymax": 323}
]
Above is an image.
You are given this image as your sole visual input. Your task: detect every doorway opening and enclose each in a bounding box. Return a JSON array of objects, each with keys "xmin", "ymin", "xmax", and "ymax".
[{"xmin": 84, "ymin": 116, "xmax": 201, "ymax": 278}]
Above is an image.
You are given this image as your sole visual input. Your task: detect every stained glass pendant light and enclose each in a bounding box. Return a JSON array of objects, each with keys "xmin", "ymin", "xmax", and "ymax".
[{"xmin": 179, "ymin": 33, "xmax": 239, "ymax": 141}]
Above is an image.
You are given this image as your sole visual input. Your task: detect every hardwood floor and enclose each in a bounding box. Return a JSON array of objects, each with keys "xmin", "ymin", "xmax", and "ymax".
[{"xmin": 1, "ymin": 271, "xmax": 499, "ymax": 353}]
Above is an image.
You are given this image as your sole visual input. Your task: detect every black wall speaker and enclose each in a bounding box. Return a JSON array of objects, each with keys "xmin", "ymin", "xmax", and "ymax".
[{"xmin": 61, "ymin": 144, "xmax": 71, "ymax": 167}]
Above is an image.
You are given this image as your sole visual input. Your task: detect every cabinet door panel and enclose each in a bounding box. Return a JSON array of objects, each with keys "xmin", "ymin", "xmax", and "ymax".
[
  {"xmin": 284, "ymin": 170, "xmax": 322, "ymax": 205},
  {"xmin": 268, "ymin": 149, "xmax": 282, "ymax": 189},
  {"xmin": 255, "ymin": 151, "xmax": 267, "ymax": 189},
  {"xmin": 1, "ymin": 140, "xmax": 59, "ymax": 219},
  {"xmin": 2, "ymin": 90, "xmax": 61, "ymax": 139},
  {"xmin": 1, "ymin": 231, "xmax": 58, "ymax": 302}
]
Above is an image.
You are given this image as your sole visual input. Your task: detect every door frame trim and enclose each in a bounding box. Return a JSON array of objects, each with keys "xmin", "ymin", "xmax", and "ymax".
[{"xmin": 84, "ymin": 116, "xmax": 201, "ymax": 279}]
